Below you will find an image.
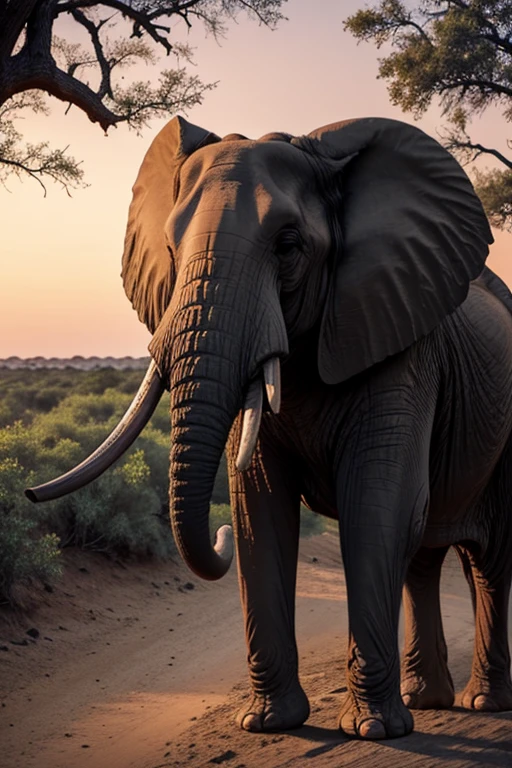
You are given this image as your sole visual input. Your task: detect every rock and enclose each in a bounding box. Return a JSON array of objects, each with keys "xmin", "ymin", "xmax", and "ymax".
[
  {"xmin": 209, "ymin": 751, "xmax": 237, "ymax": 764},
  {"xmin": 10, "ymin": 639, "xmax": 28, "ymax": 647},
  {"xmin": 0, "ymin": 645, "xmax": 9, "ymax": 652},
  {"xmin": 26, "ymin": 628, "xmax": 39, "ymax": 639},
  {"xmin": 183, "ymin": 582, "xmax": 195, "ymax": 591}
]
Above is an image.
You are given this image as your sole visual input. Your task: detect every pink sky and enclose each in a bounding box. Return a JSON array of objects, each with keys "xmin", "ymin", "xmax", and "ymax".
[{"xmin": 2, "ymin": 0, "xmax": 511, "ymax": 358}]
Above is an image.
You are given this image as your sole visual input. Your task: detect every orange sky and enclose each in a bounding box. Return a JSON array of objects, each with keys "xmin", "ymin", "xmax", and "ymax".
[{"xmin": 1, "ymin": 0, "xmax": 511, "ymax": 358}]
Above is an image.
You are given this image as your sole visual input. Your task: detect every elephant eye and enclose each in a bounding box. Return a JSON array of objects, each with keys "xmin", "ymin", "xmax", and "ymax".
[{"xmin": 275, "ymin": 229, "xmax": 302, "ymax": 256}]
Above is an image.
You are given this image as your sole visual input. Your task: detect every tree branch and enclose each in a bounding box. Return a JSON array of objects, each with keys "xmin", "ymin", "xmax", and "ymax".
[
  {"xmin": 4, "ymin": 52, "xmax": 122, "ymax": 129},
  {"xmin": 446, "ymin": 138, "xmax": 512, "ymax": 169},
  {"xmin": 0, "ymin": 0, "xmax": 39, "ymax": 59},
  {"xmin": 70, "ymin": 8, "xmax": 113, "ymax": 98},
  {"xmin": 57, "ymin": 0, "xmax": 173, "ymax": 53},
  {"xmin": 439, "ymin": 77, "xmax": 512, "ymax": 100}
]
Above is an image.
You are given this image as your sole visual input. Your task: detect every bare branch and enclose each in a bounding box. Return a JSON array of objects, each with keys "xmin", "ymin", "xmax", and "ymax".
[
  {"xmin": 0, "ymin": 0, "xmax": 286, "ymax": 191},
  {"xmin": 70, "ymin": 8, "xmax": 113, "ymax": 98}
]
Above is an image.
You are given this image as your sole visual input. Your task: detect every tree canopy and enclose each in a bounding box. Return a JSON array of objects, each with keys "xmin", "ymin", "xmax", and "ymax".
[
  {"xmin": 345, "ymin": 1, "xmax": 512, "ymax": 230},
  {"xmin": 0, "ymin": 0, "xmax": 285, "ymax": 193}
]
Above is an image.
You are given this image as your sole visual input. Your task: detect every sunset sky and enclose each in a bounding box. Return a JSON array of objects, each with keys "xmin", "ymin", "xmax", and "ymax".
[{"xmin": 2, "ymin": 0, "xmax": 511, "ymax": 358}]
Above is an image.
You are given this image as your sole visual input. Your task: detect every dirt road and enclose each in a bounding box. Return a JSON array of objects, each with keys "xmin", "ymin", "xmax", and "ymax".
[{"xmin": 1, "ymin": 534, "xmax": 511, "ymax": 768}]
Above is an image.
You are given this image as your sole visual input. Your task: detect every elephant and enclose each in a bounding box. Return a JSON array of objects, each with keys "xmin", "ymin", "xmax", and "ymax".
[{"xmin": 27, "ymin": 116, "xmax": 512, "ymax": 741}]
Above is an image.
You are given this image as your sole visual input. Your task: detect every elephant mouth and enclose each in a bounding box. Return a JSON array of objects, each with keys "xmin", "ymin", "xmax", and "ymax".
[
  {"xmin": 24, "ymin": 355, "xmax": 282, "ymax": 504},
  {"xmin": 236, "ymin": 357, "xmax": 281, "ymax": 471}
]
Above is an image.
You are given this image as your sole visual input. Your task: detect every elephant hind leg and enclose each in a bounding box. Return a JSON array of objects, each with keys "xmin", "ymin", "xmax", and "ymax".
[
  {"xmin": 401, "ymin": 545, "xmax": 455, "ymax": 710},
  {"xmin": 459, "ymin": 442, "xmax": 512, "ymax": 712},
  {"xmin": 458, "ymin": 542, "xmax": 512, "ymax": 712}
]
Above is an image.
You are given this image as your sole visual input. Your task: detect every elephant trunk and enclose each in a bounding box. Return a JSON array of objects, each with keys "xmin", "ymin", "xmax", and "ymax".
[
  {"xmin": 169, "ymin": 374, "xmax": 236, "ymax": 580},
  {"xmin": 150, "ymin": 239, "xmax": 288, "ymax": 581}
]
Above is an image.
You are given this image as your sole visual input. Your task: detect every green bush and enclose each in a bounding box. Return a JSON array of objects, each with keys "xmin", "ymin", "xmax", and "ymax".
[
  {"xmin": 0, "ymin": 457, "xmax": 62, "ymax": 604},
  {"xmin": 300, "ymin": 505, "xmax": 334, "ymax": 537},
  {"xmin": 209, "ymin": 503, "xmax": 232, "ymax": 536},
  {"xmin": 0, "ymin": 386, "xmax": 172, "ymax": 564}
]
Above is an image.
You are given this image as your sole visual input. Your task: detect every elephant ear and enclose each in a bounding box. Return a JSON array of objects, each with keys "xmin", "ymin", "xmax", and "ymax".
[
  {"xmin": 293, "ymin": 118, "xmax": 493, "ymax": 385},
  {"xmin": 122, "ymin": 116, "xmax": 220, "ymax": 333}
]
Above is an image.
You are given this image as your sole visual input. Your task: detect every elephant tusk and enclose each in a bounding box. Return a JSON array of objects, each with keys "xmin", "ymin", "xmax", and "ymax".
[
  {"xmin": 263, "ymin": 357, "xmax": 281, "ymax": 414},
  {"xmin": 236, "ymin": 378, "xmax": 263, "ymax": 472},
  {"xmin": 25, "ymin": 360, "xmax": 165, "ymax": 503}
]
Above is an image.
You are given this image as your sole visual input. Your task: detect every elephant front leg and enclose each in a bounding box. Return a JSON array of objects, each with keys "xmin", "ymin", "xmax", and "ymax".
[
  {"xmin": 336, "ymin": 401, "xmax": 432, "ymax": 739},
  {"xmin": 401, "ymin": 545, "xmax": 455, "ymax": 709},
  {"xmin": 227, "ymin": 434, "xmax": 309, "ymax": 732}
]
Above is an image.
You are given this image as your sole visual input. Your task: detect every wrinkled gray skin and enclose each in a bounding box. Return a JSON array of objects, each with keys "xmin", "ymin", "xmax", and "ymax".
[{"xmin": 35, "ymin": 117, "xmax": 512, "ymax": 739}]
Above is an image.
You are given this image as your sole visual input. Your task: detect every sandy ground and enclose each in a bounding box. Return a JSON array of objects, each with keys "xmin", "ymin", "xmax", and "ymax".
[{"xmin": 1, "ymin": 533, "xmax": 511, "ymax": 768}]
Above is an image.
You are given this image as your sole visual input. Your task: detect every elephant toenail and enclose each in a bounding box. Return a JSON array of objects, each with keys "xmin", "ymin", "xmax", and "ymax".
[
  {"xmin": 402, "ymin": 693, "xmax": 413, "ymax": 708},
  {"xmin": 472, "ymin": 694, "xmax": 495, "ymax": 711},
  {"xmin": 242, "ymin": 713, "xmax": 261, "ymax": 732},
  {"xmin": 358, "ymin": 718, "xmax": 386, "ymax": 739}
]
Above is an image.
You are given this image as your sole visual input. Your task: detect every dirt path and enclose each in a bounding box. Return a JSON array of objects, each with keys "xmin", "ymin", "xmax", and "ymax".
[{"xmin": 1, "ymin": 534, "xmax": 511, "ymax": 768}]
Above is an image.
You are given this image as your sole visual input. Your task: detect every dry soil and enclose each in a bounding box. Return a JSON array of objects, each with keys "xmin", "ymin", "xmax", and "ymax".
[{"xmin": 1, "ymin": 533, "xmax": 511, "ymax": 768}]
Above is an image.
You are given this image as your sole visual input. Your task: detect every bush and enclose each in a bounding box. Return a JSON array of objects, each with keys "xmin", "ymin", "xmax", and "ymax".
[
  {"xmin": 209, "ymin": 503, "xmax": 232, "ymax": 536},
  {"xmin": 300, "ymin": 505, "xmax": 334, "ymax": 537},
  {"xmin": 0, "ymin": 387, "xmax": 172, "ymax": 562},
  {"xmin": 0, "ymin": 458, "xmax": 62, "ymax": 604}
]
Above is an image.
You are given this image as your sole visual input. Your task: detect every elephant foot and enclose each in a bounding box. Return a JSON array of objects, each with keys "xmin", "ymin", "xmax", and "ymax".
[
  {"xmin": 401, "ymin": 668, "xmax": 454, "ymax": 710},
  {"xmin": 237, "ymin": 683, "xmax": 310, "ymax": 732},
  {"xmin": 338, "ymin": 691, "xmax": 414, "ymax": 740},
  {"xmin": 461, "ymin": 678, "xmax": 512, "ymax": 712}
]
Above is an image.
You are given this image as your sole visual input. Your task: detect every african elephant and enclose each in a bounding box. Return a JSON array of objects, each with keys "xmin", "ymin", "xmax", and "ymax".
[{"xmin": 27, "ymin": 116, "xmax": 512, "ymax": 740}]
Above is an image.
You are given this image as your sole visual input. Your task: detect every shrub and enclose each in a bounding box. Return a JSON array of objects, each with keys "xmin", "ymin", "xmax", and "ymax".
[
  {"xmin": 300, "ymin": 505, "xmax": 334, "ymax": 537},
  {"xmin": 0, "ymin": 458, "xmax": 62, "ymax": 604},
  {"xmin": 209, "ymin": 503, "xmax": 232, "ymax": 536},
  {"xmin": 0, "ymin": 387, "xmax": 172, "ymax": 562}
]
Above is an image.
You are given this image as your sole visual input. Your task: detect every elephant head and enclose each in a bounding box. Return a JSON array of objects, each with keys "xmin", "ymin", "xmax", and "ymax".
[{"xmin": 26, "ymin": 116, "xmax": 492, "ymax": 580}]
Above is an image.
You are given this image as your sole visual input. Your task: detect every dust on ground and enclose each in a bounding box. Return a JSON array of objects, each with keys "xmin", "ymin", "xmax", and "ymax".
[{"xmin": 1, "ymin": 534, "xmax": 510, "ymax": 768}]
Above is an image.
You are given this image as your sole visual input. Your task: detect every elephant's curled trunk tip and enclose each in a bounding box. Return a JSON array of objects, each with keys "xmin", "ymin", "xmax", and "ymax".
[
  {"xmin": 213, "ymin": 524, "xmax": 234, "ymax": 578},
  {"xmin": 24, "ymin": 360, "xmax": 165, "ymax": 503}
]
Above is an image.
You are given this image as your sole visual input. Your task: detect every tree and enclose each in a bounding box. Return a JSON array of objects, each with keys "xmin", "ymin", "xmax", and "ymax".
[
  {"xmin": 0, "ymin": 0, "xmax": 285, "ymax": 193},
  {"xmin": 345, "ymin": 1, "xmax": 512, "ymax": 230}
]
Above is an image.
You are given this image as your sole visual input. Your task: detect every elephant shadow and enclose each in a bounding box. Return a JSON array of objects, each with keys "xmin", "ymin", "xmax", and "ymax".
[{"xmin": 289, "ymin": 710, "xmax": 512, "ymax": 764}]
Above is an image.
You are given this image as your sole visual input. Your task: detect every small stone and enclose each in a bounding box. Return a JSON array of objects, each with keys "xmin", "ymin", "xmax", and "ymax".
[
  {"xmin": 81, "ymin": 744, "xmax": 90, "ymax": 748},
  {"xmin": 26, "ymin": 628, "xmax": 39, "ymax": 639},
  {"xmin": 10, "ymin": 639, "xmax": 28, "ymax": 647},
  {"xmin": 79, "ymin": 567, "xmax": 89, "ymax": 574},
  {"xmin": 0, "ymin": 645, "xmax": 9, "ymax": 652},
  {"xmin": 183, "ymin": 582, "xmax": 195, "ymax": 590},
  {"xmin": 209, "ymin": 751, "xmax": 237, "ymax": 765}
]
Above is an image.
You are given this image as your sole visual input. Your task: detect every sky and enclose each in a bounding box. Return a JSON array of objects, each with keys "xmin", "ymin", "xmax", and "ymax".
[{"xmin": 2, "ymin": 0, "xmax": 511, "ymax": 358}]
